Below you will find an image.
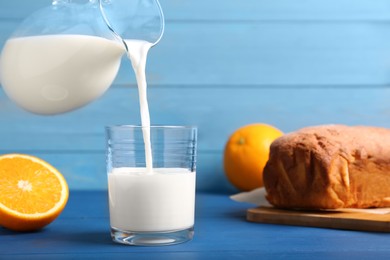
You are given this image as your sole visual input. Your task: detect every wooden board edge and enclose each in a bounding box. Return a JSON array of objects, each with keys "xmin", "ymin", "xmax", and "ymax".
[{"xmin": 247, "ymin": 207, "xmax": 390, "ymax": 232}]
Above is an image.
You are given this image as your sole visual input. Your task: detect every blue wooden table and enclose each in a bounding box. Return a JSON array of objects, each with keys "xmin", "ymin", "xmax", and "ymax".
[
  {"xmin": 1, "ymin": 190, "xmax": 389, "ymax": 259},
  {"xmin": 0, "ymin": 191, "xmax": 390, "ymax": 259}
]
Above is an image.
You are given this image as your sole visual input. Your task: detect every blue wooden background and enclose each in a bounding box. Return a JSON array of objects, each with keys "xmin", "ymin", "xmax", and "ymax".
[{"xmin": 2, "ymin": 0, "xmax": 390, "ymax": 192}]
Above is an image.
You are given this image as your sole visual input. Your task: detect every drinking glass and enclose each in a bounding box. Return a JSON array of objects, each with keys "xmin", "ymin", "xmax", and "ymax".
[{"xmin": 106, "ymin": 125, "xmax": 197, "ymax": 246}]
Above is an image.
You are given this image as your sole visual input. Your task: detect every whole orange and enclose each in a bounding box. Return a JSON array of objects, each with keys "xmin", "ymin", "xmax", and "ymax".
[{"xmin": 223, "ymin": 123, "xmax": 283, "ymax": 191}]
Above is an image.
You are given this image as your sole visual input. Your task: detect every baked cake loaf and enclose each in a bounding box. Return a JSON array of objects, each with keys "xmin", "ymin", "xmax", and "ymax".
[{"xmin": 263, "ymin": 124, "xmax": 390, "ymax": 209}]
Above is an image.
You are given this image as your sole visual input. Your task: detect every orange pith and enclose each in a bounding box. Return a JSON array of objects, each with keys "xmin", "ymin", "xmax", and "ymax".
[{"xmin": 0, "ymin": 154, "xmax": 68, "ymax": 231}]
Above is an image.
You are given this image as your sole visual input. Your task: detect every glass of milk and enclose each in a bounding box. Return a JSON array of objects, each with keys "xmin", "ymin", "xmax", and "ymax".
[{"xmin": 106, "ymin": 125, "xmax": 197, "ymax": 246}]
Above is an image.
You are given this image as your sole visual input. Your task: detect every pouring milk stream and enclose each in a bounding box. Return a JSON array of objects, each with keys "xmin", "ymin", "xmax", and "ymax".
[{"xmin": 124, "ymin": 40, "xmax": 154, "ymax": 172}]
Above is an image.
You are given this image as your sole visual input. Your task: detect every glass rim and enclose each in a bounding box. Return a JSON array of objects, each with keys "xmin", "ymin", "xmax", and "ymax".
[{"xmin": 105, "ymin": 125, "xmax": 197, "ymax": 130}]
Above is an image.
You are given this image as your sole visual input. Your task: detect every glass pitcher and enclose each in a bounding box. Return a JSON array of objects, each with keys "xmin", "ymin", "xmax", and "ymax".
[{"xmin": 0, "ymin": 0, "xmax": 164, "ymax": 115}]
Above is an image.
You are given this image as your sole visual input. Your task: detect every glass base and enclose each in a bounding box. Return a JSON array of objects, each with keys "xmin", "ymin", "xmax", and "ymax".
[{"xmin": 111, "ymin": 226, "xmax": 194, "ymax": 246}]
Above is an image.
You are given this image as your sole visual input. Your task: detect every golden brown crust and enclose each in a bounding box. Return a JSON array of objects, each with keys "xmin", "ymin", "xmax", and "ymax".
[{"xmin": 263, "ymin": 124, "xmax": 390, "ymax": 209}]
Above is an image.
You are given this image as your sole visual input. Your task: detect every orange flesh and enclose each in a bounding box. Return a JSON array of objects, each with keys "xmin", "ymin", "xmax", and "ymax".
[{"xmin": 0, "ymin": 157, "xmax": 62, "ymax": 214}]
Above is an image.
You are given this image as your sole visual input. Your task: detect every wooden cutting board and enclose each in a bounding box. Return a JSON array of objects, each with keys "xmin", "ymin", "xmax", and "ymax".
[{"xmin": 247, "ymin": 206, "xmax": 390, "ymax": 232}]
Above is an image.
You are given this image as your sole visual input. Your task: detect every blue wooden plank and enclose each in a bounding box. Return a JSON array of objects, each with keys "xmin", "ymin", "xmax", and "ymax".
[
  {"xmin": 1, "ymin": 87, "xmax": 390, "ymax": 152},
  {"xmin": 159, "ymin": 0, "xmax": 390, "ymax": 21},
  {"xmin": 3, "ymin": 21, "xmax": 390, "ymax": 86},
  {"xmin": 142, "ymin": 22, "xmax": 390, "ymax": 86},
  {"xmin": 2, "ymin": 0, "xmax": 390, "ymax": 21}
]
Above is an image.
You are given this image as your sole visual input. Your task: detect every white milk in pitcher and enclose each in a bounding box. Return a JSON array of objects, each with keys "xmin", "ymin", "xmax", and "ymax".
[
  {"xmin": 0, "ymin": 34, "xmax": 124, "ymax": 114},
  {"xmin": 108, "ymin": 168, "xmax": 196, "ymax": 232},
  {"xmin": 108, "ymin": 39, "xmax": 196, "ymax": 233}
]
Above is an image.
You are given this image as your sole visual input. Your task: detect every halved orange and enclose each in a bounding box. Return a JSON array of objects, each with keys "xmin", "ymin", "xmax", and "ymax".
[{"xmin": 0, "ymin": 154, "xmax": 68, "ymax": 231}]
